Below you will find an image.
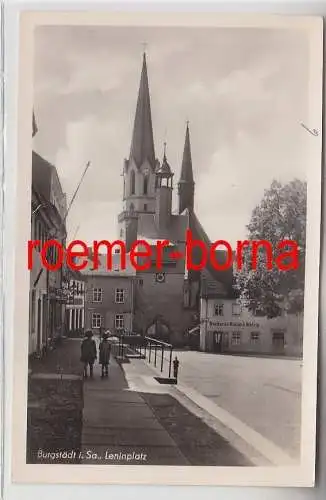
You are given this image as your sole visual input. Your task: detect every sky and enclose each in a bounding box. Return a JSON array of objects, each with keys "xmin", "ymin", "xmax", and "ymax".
[{"xmin": 33, "ymin": 25, "xmax": 312, "ymax": 248}]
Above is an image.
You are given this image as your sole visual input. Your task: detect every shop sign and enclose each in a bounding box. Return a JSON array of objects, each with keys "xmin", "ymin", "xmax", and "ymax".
[{"xmin": 203, "ymin": 319, "xmax": 260, "ymax": 329}]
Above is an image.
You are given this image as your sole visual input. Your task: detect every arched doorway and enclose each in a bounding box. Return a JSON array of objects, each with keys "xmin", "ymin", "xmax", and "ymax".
[{"xmin": 146, "ymin": 316, "xmax": 171, "ymax": 342}]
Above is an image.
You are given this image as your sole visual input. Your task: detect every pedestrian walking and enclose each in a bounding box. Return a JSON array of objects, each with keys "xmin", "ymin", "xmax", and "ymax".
[
  {"xmin": 173, "ymin": 356, "xmax": 179, "ymax": 380},
  {"xmin": 99, "ymin": 332, "xmax": 111, "ymax": 378},
  {"xmin": 81, "ymin": 330, "xmax": 97, "ymax": 378}
]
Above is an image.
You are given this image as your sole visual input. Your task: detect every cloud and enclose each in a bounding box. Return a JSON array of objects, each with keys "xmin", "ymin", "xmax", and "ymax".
[{"xmin": 33, "ymin": 25, "xmax": 312, "ymax": 245}]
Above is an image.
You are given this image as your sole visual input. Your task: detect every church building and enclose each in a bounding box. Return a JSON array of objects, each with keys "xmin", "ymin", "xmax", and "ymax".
[{"xmin": 117, "ymin": 53, "xmax": 234, "ymax": 345}]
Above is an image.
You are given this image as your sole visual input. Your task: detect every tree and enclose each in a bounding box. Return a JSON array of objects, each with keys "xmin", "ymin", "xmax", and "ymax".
[{"xmin": 235, "ymin": 179, "xmax": 306, "ymax": 318}]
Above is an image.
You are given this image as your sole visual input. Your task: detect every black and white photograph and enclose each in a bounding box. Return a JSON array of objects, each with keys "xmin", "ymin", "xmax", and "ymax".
[{"xmin": 11, "ymin": 11, "xmax": 323, "ymax": 487}]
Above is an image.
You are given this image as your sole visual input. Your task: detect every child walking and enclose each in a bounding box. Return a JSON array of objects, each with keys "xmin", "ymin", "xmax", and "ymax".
[{"xmin": 99, "ymin": 333, "xmax": 111, "ymax": 378}]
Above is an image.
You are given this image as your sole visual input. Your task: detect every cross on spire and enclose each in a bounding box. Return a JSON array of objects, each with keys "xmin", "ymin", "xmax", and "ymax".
[{"xmin": 142, "ymin": 41, "xmax": 148, "ymax": 54}]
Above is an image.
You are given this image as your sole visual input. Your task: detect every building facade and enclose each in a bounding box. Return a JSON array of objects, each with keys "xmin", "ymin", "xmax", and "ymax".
[
  {"xmin": 64, "ymin": 272, "xmax": 86, "ymax": 336},
  {"xmin": 199, "ymin": 282, "xmax": 303, "ymax": 357},
  {"xmin": 29, "ymin": 188, "xmax": 50, "ymax": 355},
  {"xmin": 29, "ymin": 148, "xmax": 67, "ymax": 356},
  {"xmin": 82, "ymin": 253, "xmax": 136, "ymax": 335}
]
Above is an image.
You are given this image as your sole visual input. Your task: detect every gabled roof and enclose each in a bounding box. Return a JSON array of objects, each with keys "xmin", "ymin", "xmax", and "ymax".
[
  {"xmin": 129, "ymin": 53, "xmax": 156, "ymax": 170},
  {"xmin": 134, "ymin": 208, "xmax": 235, "ymax": 297},
  {"xmin": 188, "ymin": 211, "xmax": 235, "ymax": 298}
]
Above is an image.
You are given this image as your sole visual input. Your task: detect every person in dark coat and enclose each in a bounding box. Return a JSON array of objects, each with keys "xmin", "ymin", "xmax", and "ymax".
[
  {"xmin": 81, "ymin": 330, "xmax": 97, "ymax": 378},
  {"xmin": 99, "ymin": 332, "xmax": 111, "ymax": 378}
]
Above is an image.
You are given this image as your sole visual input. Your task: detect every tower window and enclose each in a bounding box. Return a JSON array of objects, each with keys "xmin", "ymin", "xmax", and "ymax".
[
  {"xmin": 143, "ymin": 174, "xmax": 149, "ymax": 195},
  {"xmin": 130, "ymin": 170, "xmax": 135, "ymax": 195},
  {"xmin": 144, "ymin": 204, "xmax": 148, "ymax": 211}
]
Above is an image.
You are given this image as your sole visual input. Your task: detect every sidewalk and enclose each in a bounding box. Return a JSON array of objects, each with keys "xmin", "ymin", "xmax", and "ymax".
[
  {"xmin": 81, "ymin": 340, "xmax": 250, "ymax": 466},
  {"xmin": 81, "ymin": 356, "xmax": 189, "ymax": 465}
]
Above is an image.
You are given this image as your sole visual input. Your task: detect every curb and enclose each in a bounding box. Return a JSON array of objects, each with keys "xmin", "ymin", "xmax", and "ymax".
[{"xmin": 132, "ymin": 357, "xmax": 298, "ymax": 467}]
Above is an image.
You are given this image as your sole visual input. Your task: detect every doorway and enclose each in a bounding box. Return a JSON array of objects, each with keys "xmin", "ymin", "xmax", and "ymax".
[
  {"xmin": 272, "ymin": 331, "xmax": 285, "ymax": 354},
  {"xmin": 213, "ymin": 331, "xmax": 223, "ymax": 353}
]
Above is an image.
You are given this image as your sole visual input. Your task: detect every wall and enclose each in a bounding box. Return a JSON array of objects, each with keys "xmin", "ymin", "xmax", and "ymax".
[
  {"xmin": 123, "ymin": 158, "xmax": 156, "ymax": 213},
  {"xmin": 29, "ymin": 246, "xmax": 48, "ymax": 355},
  {"xmin": 200, "ymin": 298, "xmax": 303, "ymax": 357},
  {"xmin": 84, "ymin": 274, "xmax": 134, "ymax": 334},
  {"xmin": 133, "ymin": 241, "xmax": 199, "ymax": 344},
  {"xmin": 66, "ymin": 279, "xmax": 85, "ymax": 332}
]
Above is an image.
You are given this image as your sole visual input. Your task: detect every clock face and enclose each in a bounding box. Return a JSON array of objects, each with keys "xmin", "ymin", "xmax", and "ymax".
[{"xmin": 155, "ymin": 273, "xmax": 165, "ymax": 283}]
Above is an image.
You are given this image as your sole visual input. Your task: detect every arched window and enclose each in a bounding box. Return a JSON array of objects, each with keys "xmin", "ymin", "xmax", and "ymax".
[
  {"xmin": 130, "ymin": 170, "xmax": 135, "ymax": 195},
  {"xmin": 143, "ymin": 174, "xmax": 149, "ymax": 195}
]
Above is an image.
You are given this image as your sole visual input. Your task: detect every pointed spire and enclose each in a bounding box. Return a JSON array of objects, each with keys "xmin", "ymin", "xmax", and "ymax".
[
  {"xmin": 129, "ymin": 53, "xmax": 155, "ymax": 169},
  {"xmin": 179, "ymin": 122, "xmax": 194, "ymax": 183},
  {"xmin": 178, "ymin": 122, "xmax": 195, "ymax": 214}
]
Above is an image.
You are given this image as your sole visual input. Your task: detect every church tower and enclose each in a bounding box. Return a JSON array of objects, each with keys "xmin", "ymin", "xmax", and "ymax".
[
  {"xmin": 118, "ymin": 53, "xmax": 158, "ymax": 241},
  {"xmin": 155, "ymin": 145, "xmax": 174, "ymax": 231},
  {"xmin": 178, "ymin": 123, "xmax": 195, "ymax": 214}
]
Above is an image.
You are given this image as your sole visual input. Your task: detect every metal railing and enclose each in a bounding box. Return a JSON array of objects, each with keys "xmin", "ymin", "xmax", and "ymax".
[
  {"xmin": 142, "ymin": 337, "xmax": 174, "ymax": 377},
  {"xmin": 112, "ymin": 335, "xmax": 175, "ymax": 379}
]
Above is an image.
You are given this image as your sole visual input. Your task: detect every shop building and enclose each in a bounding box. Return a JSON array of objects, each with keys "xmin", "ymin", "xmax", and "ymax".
[{"xmin": 199, "ymin": 278, "xmax": 303, "ymax": 357}]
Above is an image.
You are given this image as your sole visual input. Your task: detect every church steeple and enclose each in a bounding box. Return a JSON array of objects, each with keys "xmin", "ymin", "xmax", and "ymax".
[
  {"xmin": 129, "ymin": 52, "xmax": 156, "ymax": 170},
  {"xmin": 178, "ymin": 123, "xmax": 195, "ymax": 213},
  {"xmin": 155, "ymin": 143, "xmax": 174, "ymax": 230}
]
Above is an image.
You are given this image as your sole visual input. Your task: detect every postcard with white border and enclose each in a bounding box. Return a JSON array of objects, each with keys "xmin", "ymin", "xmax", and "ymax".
[{"xmin": 11, "ymin": 10, "xmax": 323, "ymax": 487}]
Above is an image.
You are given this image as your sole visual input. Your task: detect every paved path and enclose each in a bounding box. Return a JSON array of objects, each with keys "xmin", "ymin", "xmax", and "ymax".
[
  {"xmin": 167, "ymin": 351, "xmax": 302, "ymax": 460},
  {"xmin": 81, "ymin": 350, "xmax": 189, "ymax": 465}
]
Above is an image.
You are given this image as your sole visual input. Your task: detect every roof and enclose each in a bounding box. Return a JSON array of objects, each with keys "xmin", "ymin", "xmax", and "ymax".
[
  {"xmin": 179, "ymin": 123, "xmax": 194, "ymax": 184},
  {"xmin": 129, "ymin": 53, "xmax": 156, "ymax": 170},
  {"xmin": 32, "ymin": 151, "xmax": 54, "ymax": 200},
  {"xmin": 157, "ymin": 152, "xmax": 173, "ymax": 176},
  {"xmin": 134, "ymin": 208, "xmax": 235, "ymax": 297},
  {"xmin": 188, "ymin": 211, "xmax": 235, "ymax": 297},
  {"xmin": 31, "ymin": 184, "xmax": 66, "ymax": 238},
  {"xmin": 80, "ymin": 251, "xmax": 136, "ymax": 277},
  {"xmin": 137, "ymin": 211, "xmax": 189, "ymax": 243},
  {"xmin": 200, "ymin": 269, "xmax": 237, "ymax": 299},
  {"xmin": 32, "ymin": 152, "xmax": 64, "ymax": 203}
]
